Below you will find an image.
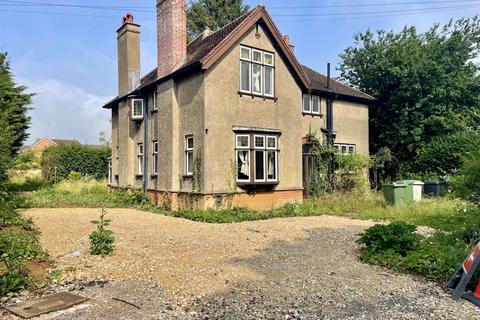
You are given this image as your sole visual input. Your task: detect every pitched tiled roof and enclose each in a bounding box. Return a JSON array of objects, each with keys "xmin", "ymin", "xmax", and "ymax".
[
  {"xmin": 302, "ymin": 65, "xmax": 375, "ymax": 102},
  {"xmin": 51, "ymin": 139, "xmax": 80, "ymax": 146},
  {"xmin": 138, "ymin": 7, "xmax": 258, "ymax": 88},
  {"xmin": 106, "ymin": 6, "xmax": 372, "ymax": 107}
]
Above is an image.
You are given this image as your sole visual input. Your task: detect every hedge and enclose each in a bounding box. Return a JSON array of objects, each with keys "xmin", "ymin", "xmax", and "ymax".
[{"xmin": 41, "ymin": 144, "xmax": 111, "ymax": 182}]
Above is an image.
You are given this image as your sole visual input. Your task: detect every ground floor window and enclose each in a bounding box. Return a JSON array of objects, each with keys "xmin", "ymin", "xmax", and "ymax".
[
  {"xmin": 152, "ymin": 141, "xmax": 158, "ymax": 175},
  {"xmin": 108, "ymin": 158, "xmax": 112, "ymax": 185},
  {"xmin": 137, "ymin": 143, "xmax": 143, "ymax": 175},
  {"xmin": 235, "ymin": 133, "xmax": 279, "ymax": 184},
  {"xmin": 334, "ymin": 143, "xmax": 356, "ymax": 154},
  {"xmin": 185, "ymin": 136, "xmax": 194, "ymax": 176}
]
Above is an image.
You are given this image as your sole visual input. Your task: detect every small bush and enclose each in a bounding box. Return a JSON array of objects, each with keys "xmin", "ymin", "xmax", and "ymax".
[
  {"xmin": 357, "ymin": 221, "xmax": 421, "ymax": 255},
  {"xmin": 451, "ymin": 147, "xmax": 480, "ymax": 204},
  {"xmin": 0, "ymin": 205, "xmax": 46, "ymax": 296},
  {"xmin": 89, "ymin": 209, "xmax": 115, "ymax": 256},
  {"xmin": 358, "ymin": 221, "xmax": 472, "ymax": 281}
]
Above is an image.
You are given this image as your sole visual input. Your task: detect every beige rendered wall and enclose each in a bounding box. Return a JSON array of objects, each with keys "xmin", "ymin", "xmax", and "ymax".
[
  {"xmin": 332, "ymin": 100, "xmax": 369, "ymax": 155},
  {"xmin": 204, "ymin": 24, "xmax": 306, "ymax": 194}
]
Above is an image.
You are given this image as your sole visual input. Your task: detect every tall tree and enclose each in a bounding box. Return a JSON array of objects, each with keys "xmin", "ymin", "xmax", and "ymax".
[
  {"xmin": 0, "ymin": 52, "xmax": 33, "ymax": 182},
  {"xmin": 187, "ymin": 0, "xmax": 250, "ymax": 39},
  {"xmin": 339, "ymin": 17, "xmax": 480, "ymax": 175}
]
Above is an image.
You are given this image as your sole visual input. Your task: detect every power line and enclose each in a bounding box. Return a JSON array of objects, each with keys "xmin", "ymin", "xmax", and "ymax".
[
  {"xmin": 0, "ymin": 1, "xmax": 477, "ymax": 22},
  {"xmin": 0, "ymin": 0, "xmax": 153, "ymax": 11},
  {"xmin": 268, "ymin": 0, "xmax": 480, "ymax": 10},
  {"xmin": 275, "ymin": 6, "xmax": 480, "ymax": 22},
  {"xmin": 271, "ymin": 4, "xmax": 479, "ymax": 17}
]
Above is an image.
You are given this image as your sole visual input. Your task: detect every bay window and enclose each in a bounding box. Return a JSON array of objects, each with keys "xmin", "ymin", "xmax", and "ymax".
[
  {"xmin": 240, "ymin": 46, "xmax": 275, "ymax": 97},
  {"xmin": 235, "ymin": 133, "xmax": 279, "ymax": 184}
]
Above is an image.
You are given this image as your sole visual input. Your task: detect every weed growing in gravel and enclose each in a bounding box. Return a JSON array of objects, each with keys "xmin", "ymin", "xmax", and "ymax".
[
  {"xmin": 0, "ymin": 205, "xmax": 46, "ymax": 296},
  {"xmin": 357, "ymin": 221, "xmax": 472, "ymax": 281},
  {"xmin": 89, "ymin": 209, "xmax": 115, "ymax": 256}
]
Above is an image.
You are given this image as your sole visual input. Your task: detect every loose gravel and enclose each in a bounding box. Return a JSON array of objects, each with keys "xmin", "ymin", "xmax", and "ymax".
[{"xmin": 1, "ymin": 208, "xmax": 478, "ymax": 320}]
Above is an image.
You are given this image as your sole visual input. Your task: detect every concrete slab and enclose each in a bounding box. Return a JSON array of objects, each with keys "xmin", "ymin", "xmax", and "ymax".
[{"xmin": 3, "ymin": 292, "xmax": 88, "ymax": 319}]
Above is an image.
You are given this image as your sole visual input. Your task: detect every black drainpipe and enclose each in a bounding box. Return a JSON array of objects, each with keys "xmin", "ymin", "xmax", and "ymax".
[
  {"xmin": 326, "ymin": 63, "xmax": 335, "ymax": 191},
  {"xmin": 326, "ymin": 63, "xmax": 334, "ymax": 146},
  {"xmin": 143, "ymin": 94, "xmax": 149, "ymax": 194}
]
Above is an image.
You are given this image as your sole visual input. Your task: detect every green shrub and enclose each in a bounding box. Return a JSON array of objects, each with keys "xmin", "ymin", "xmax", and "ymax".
[
  {"xmin": 357, "ymin": 221, "xmax": 421, "ymax": 255},
  {"xmin": 0, "ymin": 205, "xmax": 46, "ymax": 296},
  {"xmin": 451, "ymin": 148, "xmax": 480, "ymax": 204},
  {"xmin": 402, "ymin": 233, "xmax": 468, "ymax": 280},
  {"xmin": 41, "ymin": 144, "xmax": 111, "ymax": 183},
  {"xmin": 89, "ymin": 209, "xmax": 115, "ymax": 256},
  {"xmin": 358, "ymin": 221, "xmax": 472, "ymax": 281},
  {"xmin": 416, "ymin": 130, "xmax": 480, "ymax": 176}
]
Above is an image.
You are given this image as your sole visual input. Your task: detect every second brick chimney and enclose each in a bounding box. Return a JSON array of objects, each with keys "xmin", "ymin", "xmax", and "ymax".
[{"xmin": 156, "ymin": 0, "xmax": 187, "ymax": 78}]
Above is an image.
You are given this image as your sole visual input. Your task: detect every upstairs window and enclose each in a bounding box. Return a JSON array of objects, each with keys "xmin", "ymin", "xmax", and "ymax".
[
  {"xmin": 152, "ymin": 91, "xmax": 158, "ymax": 111},
  {"xmin": 152, "ymin": 141, "xmax": 158, "ymax": 175},
  {"xmin": 240, "ymin": 46, "xmax": 275, "ymax": 97},
  {"xmin": 137, "ymin": 143, "xmax": 144, "ymax": 175},
  {"xmin": 185, "ymin": 136, "xmax": 194, "ymax": 176},
  {"xmin": 303, "ymin": 94, "xmax": 321, "ymax": 115},
  {"xmin": 235, "ymin": 133, "xmax": 279, "ymax": 184},
  {"xmin": 132, "ymin": 99, "xmax": 144, "ymax": 120}
]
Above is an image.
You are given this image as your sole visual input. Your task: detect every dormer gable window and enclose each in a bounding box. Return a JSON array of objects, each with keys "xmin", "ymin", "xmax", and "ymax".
[{"xmin": 240, "ymin": 46, "xmax": 275, "ymax": 98}]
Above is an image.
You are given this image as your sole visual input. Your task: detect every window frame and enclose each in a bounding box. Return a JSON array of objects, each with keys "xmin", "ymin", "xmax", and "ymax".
[
  {"xmin": 334, "ymin": 143, "xmax": 356, "ymax": 155},
  {"xmin": 239, "ymin": 45, "xmax": 275, "ymax": 98},
  {"xmin": 132, "ymin": 99, "xmax": 144, "ymax": 120},
  {"xmin": 303, "ymin": 94, "xmax": 312, "ymax": 113},
  {"xmin": 185, "ymin": 136, "xmax": 194, "ymax": 176},
  {"xmin": 152, "ymin": 91, "xmax": 158, "ymax": 111},
  {"xmin": 108, "ymin": 158, "xmax": 112, "ymax": 185},
  {"xmin": 235, "ymin": 133, "xmax": 279, "ymax": 184},
  {"xmin": 152, "ymin": 141, "xmax": 158, "ymax": 175},
  {"xmin": 303, "ymin": 94, "xmax": 322, "ymax": 115},
  {"xmin": 137, "ymin": 143, "xmax": 144, "ymax": 175}
]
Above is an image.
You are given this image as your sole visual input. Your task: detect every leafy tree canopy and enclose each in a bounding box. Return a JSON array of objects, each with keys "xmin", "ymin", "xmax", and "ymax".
[
  {"xmin": 187, "ymin": 0, "xmax": 250, "ymax": 39},
  {"xmin": 0, "ymin": 52, "xmax": 33, "ymax": 182},
  {"xmin": 339, "ymin": 17, "xmax": 480, "ymax": 176}
]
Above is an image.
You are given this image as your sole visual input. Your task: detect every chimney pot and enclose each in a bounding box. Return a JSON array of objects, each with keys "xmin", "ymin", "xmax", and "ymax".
[{"xmin": 123, "ymin": 12, "xmax": 135, "ymax": 24}]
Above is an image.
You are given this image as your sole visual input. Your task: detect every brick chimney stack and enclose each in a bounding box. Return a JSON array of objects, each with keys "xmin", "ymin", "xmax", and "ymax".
[
  {"xmin": 117, "ymin": 13, "xmax": 141, "ymax": 96},
  {"xmin": 156, "ymin": 0, "xmax": 187, "ymax": 78},
  {"xmin": 283, "ymin": 35, "xmax": 295, "ymax": 54}
]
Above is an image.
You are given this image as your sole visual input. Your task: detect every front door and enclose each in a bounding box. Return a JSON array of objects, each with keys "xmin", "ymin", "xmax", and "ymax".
[{"xmin": 302, "ymin": 154, "xmax": 315, "ymax": 198}]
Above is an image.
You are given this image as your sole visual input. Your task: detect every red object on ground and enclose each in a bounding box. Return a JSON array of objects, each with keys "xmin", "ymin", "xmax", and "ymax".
[{"xmin": 472, "ymin": 280, "xmax": 480, "ymax": 299}]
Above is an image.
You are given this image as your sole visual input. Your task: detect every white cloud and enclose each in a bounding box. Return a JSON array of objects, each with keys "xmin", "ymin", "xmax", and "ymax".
[{"xmin": 21, "ymin": 78, "xmax": 113, "ymax": 145}]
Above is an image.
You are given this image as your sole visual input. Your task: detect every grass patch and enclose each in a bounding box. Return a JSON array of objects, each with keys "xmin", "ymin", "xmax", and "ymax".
[
  {"xmin": 15, "ymin": 179, "xmax": 143, "ymax": 208},
  {"xmin": 14, "ymin": 179, "xmax": 477, "ymax": 233}
]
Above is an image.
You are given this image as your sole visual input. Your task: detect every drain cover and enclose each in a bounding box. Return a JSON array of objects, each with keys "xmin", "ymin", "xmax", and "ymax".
[{"xmin": 3, "ymin": 292, "xmax": 89, "ymax": 318}]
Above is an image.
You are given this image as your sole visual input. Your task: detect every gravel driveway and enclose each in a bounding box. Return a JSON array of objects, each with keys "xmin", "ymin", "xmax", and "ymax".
[{"xmin": 2, "ymin": 208, "xmax": 478, "ymax": 319}]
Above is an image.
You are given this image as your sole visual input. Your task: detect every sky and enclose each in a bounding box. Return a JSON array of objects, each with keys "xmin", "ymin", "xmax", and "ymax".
[{"xmin": 0, "ymin": 0, "xmax": 478, "ymax": 145}]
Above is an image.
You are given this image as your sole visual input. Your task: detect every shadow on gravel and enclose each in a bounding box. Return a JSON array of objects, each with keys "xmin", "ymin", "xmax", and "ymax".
[{"xmin": 193, "ymin": 227, "xmax": 440, "ymax": 320}]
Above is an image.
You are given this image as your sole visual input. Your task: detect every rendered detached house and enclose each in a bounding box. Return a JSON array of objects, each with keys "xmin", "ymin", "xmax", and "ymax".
[{"xmin": 103, "ymin": 1, "xmax": 374, "ymax": 210}]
